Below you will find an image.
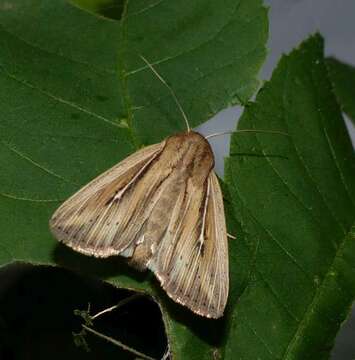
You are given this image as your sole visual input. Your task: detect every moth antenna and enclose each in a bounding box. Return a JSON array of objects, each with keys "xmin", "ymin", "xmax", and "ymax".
[
  {"xmin": 227, "ymin": 233, "xmax": 236, "ymax": 240},
  {"xmin": 140, "ymin": 55, "xmax": 191, "ymax": 132},
  {"xmin": 205, "ymin": 129, "xmax": 290, "ymax": 139}
]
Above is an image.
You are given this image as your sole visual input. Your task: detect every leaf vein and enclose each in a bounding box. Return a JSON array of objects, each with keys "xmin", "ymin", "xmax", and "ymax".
[
  {"xmin": 282, "ymin": 223, "xmax": 354, "ymax": 359},
  {"xmin": 281, "ymin": 61, "xmax": 348, "ymax": 235},
  {"xmin": 130, "ymin": 46, "xmax": 261, "ymax": 121},
  {"xmin": 117, "ymin": 0, "xmax": 141, "ymax": 149},
  {"xmin": 0, "ymin": 65, "xmax": 123, "ymax": 130},
  {"xmin": 323, "ymin": 128, "xmax": 355, "ymax": 207},
  {"xmin": 256, "ymin": 269, "xmax": 300, "ymax": 323},
  {"xmin": 0, "ymin": 192, "xmax": 62, "ymax": 203},
  {"xmin": 240, "ymin": 315, "xmax": 279, "ymax": 359},
  {"xmin": 249, "ymin": 126, "xmax": 339, "ymax": 250},
  {"xmin": 126, "ymin": 0, "xmax": 166, "ymax": 18},
  {"xmin": 311, "ymin": 62, "xmax": 355, "ymax": 208},
  {"xmin": 229, "ymin": 166, "xmax": 313, "ymax": 280},
  {"xmin": 1, "ymin": 140, "xmax": 74, "ymax": 185},
  {"xmin": 0, "ymin": 24, "xmax": 115, "ymax": 75},
  {"xmin": 125, "ymin": 0, "xmax": 247, "ymax": 77}
]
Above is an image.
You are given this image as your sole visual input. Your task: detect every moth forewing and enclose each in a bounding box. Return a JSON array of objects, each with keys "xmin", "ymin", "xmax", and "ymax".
[
  {"xmin": 49, "ymin": 141, "xmax": 166, "ymax": 257},
  {"xmin": 50, "ymin": 131, "xmax": 229, "ymax": 318}
]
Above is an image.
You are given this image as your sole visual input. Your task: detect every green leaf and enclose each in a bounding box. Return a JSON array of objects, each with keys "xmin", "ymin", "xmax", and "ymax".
[
  {"xmin": 0, "ymin": 0, "xmax": 268, "ymax": 358},
  {"xmin": 70, "ymin": 0, "xmax": 125, "ymax": 20},
  {"xmin": 225, "ymin": 34, "xmax": 355, "ymax": 359},
  {"xmin": 326, "ymin": 57, "xmax": 355, "ymax": 125}
]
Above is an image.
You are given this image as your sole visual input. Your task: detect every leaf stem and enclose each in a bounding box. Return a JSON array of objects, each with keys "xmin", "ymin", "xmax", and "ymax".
[
  {"xmin": 91, "ymin": 293, "xmax": 143, "ymax": 320},
  {"xmin": 82, "ymin": 324, "xmax": 156, "ymax": 360}
]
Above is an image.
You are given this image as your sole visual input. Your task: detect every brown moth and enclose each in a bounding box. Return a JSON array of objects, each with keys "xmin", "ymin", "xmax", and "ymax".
[
  {"xmin": 50, "ymin": 131, "xmax": 228, "ymax": 318},
  {"xmin": 50, "ymin": 59, "xmax": 229, "ymax": 319}
]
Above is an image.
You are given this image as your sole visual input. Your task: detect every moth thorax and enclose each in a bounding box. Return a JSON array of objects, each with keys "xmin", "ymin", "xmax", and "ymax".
[{"xmin": 165, "ymin": 131, "xmax": 214, "ymax": 183}]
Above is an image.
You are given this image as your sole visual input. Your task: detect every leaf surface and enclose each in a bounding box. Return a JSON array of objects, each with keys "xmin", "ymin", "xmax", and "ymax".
[
  {"xmin": 327, "ymin": 57, "xmax": 355, "ymax": 125},
  {"xmin": 225, "ymin": 35, "xmax": 355, "ymax": 360}
]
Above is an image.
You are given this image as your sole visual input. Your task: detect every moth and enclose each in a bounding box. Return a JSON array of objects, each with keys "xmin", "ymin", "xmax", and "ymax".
[
  {"xmin": 50, "ymin": 58, "xmax": 229, "ymax": 319},
  {"xmin": 50, "ymin": 130, "xmax": 228, "ymax": 318}
]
